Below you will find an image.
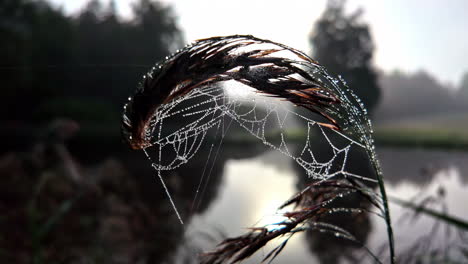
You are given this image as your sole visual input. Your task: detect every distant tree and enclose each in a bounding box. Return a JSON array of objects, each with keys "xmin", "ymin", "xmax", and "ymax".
[
  {"xmin": 0, "ymin": 0, "xmax": 34, "ymax": 98},
  {"xmin": 130, "ymin": 0, "xmax": 183, "ymax": 64},
  {"xmin": 71, "ymin": 0, "xmax": 183, "ymax": 104},
  {"xmin": 73, "ymin": 0, "xmax": 122, "ymax": 99},
  {"xmin": 375, "ymin": 70, "xmax": 456, "ymax": 122},
  {"xmin": 457, "ymin": 71, "xmax": 468, "ymax": 110},
  {"xmin": 460, "ymin": 72, "xmax": 468, "ymax": 96},
  {"xmin": 75, "ymin": 0, "xmax": 119, "ymax": 65},
  {"xmin": 0, "ymin": 0, "xmax": 74, "ymax": 121},
  {"xmin": 0, "ymin": 0, "xmax": 183, "ymax": 123},
  {"xmin": 310, "ymin": 0, "xmax": 380, "ymax": 113}
]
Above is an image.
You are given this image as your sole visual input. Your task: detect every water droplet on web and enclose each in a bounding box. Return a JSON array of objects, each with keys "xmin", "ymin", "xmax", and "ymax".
[{"xmin": 338, "ymin": 75, "xmax": 348, "ymax": 86}]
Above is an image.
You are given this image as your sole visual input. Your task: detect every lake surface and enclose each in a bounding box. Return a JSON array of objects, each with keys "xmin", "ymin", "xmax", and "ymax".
[
  {"xmin": 159, "ymin": 146, "xmax": 468, "ymax": 263},
  {"xmin": 5, "ymin": 140, "xmax": 467, "ymax": 263}
]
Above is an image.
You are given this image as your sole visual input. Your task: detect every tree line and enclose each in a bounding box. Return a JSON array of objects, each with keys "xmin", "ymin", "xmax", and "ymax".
[
  {"xmin": 2, "ymin": 0, "xmax": 466, "ymax": 128},
  {"xmin": 376, "ymin": 70, "xmax": 468, "ymax": 124},
  {"xmin": 0, "ymin": 0, "xmax": 183, "ymax": 125}
]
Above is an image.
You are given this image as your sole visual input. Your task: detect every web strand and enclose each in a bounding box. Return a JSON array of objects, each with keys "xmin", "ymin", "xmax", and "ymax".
[{"xmin": 143, "ymin": 148, "xmax": 184, "ymax": 225}]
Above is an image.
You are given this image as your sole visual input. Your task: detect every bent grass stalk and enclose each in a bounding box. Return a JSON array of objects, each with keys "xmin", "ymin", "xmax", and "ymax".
[{"xmin": 122, "ymin": 35, "xmax": 395, "ymax": 263}]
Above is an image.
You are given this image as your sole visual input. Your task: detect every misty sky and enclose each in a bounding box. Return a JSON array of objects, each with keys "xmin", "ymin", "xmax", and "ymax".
[{"xmin": 49, "ymin": 0, "xmax": 468, "ymax": 86}]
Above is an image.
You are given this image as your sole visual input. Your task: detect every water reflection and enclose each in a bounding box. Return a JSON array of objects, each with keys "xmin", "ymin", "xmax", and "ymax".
[
  {"xmin": 378, "ymin": 148, "xmax": 468, "ymax": 186},
  {"xmin": 3, "ymin": 134, "xmax": 468, "ymax": 263},
  {"xmin": 170, "ymin": 135, "xmax": 382, "ymax": 263},
  {"xmin": 175, "ymin": 145, "xmax": 468, "ymax": 263},
  {"xmin": 290, "ymin": 138, "xmax": 376, "ymax": 263},
  {"xmin": 371, "ymin": 150, "xmax": 468, "ymax": 263},
  {"xmin": 99, "ymin": 142, "xmax": 270, "ymax": 263},
  {"xmin": 0, "ymin": 133, "xmax": 271, "ymax": 263}
]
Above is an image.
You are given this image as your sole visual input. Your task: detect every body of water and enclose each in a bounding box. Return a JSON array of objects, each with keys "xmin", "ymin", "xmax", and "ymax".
[
  {"xmin": 3, "ymin": 140, "xmax": 467, "ymax": 263},
  {"xmin": 172, "ymin": 146, "xmax": 468, "ymax": 263}
]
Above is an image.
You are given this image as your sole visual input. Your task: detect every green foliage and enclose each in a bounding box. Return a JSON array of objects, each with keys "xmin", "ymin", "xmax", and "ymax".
[
  {"xmin": 27, "ymin": 172, "xmax": 77, "ymax": 264},
  {"xmin": 310, "ymin": 0, "xmax": 380, "ymax": 113},
  {"xmin": 0, "ymin": 0, "xmax": 183, "ymax": 123},
  {"xmin": 0, "ymin": 0, "xmax": 75, "ymax": 120},
  {"xmin": 374, "ymin": 128, "xmax": 468, "ymax": 150},
  {"xmin": 459, "ymin": 71, "xmax": 468, "ymax": 103},
  {"xmin": 34, "ymin": 97, "xmax": 119, "ymax": 124}
]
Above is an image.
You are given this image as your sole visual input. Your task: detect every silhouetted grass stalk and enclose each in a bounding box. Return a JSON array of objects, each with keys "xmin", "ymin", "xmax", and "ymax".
[
  {"xmin": 200, "ymin": 180, "xmax": 386, "ymax": 263},
  {"xmin": 389, "ymin": 195, "xmax": 468, "ymax": 231},
  {"xmin": 368, "ymin": 153, "xmax": 395, "ymax": 263}
]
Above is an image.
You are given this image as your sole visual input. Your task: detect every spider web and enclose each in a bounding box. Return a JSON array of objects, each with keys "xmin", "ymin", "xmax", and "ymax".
[
  {"xmin": 141, "ymin": 71, "xmax": 378, "ymax": 214},
  {"xmin": 126, "ymin": 36, "xmax": 393, "ymax": 261}
]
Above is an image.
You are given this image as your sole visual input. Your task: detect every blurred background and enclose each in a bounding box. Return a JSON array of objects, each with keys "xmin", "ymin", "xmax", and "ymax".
[{"xmin": 1, "ymin": 0, "xmax": 468, "ymax": 263}]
